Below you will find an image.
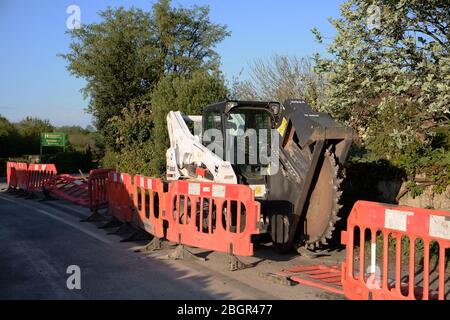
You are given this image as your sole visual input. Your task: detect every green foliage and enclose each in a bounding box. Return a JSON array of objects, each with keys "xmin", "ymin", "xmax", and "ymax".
[
  {"xmin": 41, "ymin": 151, "xmax": 93, "ymax": 174},
  {"xmin": 59, "ymin": 125, "xmax": 102, "ymax": 155},
  {"xmin": 314, "ymin": 1, "xmax": 449, "ymax": 129},
  {"xmin": 0, "ymin": 115, "xmax": 20, "ymax": 158},
  {"xmin": 106, "ymin": 98, "xmax": 153, "ymax": 151},
  {"xmin": 0, "ymin": 158, "xmax": 6, "ymax": 178},
  {"xmin": 16, "ymin": 117, "xmax": 54, "ymax": 155},
  {"xmin": 313, "ymin": 0, "xmax": 450, "ymax": 195},
  {"xmin": 0, "ymin": 114, "xmax": 100, "ymax": 174},
  {"xmin": 102, "ymin": 97, "xmax": 155, "ymax": 175},
  {"xmin": 62, "ymin": 1, "xmax": 230, "ymax": 176},
  {"xmin": 106, "ymin": 70, "xmax": 228, "ymax": 176},
  {"xmin": 62, "ymin": 0, "xmax": 229, "ymax": 135},
  {"xmin": 0, "ymin": 115, "xmax": 54, "ymax": 157},
  {"xmin": 149, "ymin": 70, "xmax": 228, "ymax": 176},
  {"xmin": 100, "ymin": 148, "xmax": 119, "ymax": 170}
]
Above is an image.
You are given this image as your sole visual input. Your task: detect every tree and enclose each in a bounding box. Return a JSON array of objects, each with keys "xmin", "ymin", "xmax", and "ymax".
[
  {"xmin": 313, "ymin": 0, "xmax": 449, "ymax": 140},
  {"xmin": 103, "ymin": 71, "xmax": 227, "ymax": 176},
  {"xmin": 62, "ymin": 7, "xmax": 154, "ymax": 133},
  {"xmin": 62, "ymin": 0, "xmax": 229, "ymax": 137},
  {"xmin": 16, "ymin": 117, "xmax": 54, "ymax": 155},
  {"xmin": 148, "ymin": 70, "xmax": 228, "ymax": 176},
  {"xmin": 0, "ymin": 115, "xmax": 19, "ymax": 157},
  {"xmin": 74, "ymin": 1, "xmax": 232, "ymax": 175},
  {"xmin": 313, "ymin": 0, "xmax": 450, "ymax": 193},
  {"xmin": 232, "ymin": 55, "xmax": 326, "ymax": 109}
]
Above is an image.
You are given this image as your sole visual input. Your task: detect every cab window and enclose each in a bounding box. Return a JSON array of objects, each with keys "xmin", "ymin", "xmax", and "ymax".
[{"xmin": 202, "ymin": 111, "xmax": 224, "ymax": 157}]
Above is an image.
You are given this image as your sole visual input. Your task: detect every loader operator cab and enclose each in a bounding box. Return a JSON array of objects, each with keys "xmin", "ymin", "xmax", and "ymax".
[{"xmin": 202, "ymin": 100, "xmax": 280, "ymax": 186}]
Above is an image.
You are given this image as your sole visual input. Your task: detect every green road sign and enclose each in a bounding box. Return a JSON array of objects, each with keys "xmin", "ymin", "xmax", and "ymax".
[{"xmin": 40, "ymin": 132, "xmax": 67, "ymax": 154}]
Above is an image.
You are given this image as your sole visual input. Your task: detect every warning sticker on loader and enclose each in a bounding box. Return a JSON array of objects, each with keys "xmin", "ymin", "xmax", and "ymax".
[{"xmin": 277, "ymin": 118, "xmax": 288, "ymax": 137}]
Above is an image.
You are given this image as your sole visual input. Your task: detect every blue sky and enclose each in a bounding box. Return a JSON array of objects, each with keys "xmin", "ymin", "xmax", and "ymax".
[{"xmin": 0, "ymin": 0, "xmax": 343, "ymax": 127}]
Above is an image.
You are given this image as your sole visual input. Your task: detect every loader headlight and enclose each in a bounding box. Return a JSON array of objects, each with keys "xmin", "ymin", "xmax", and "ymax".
[
  {"xmin": 226, "ymin": 101, "xmax": 239, "ymax": 110},
  {"xmin": 269, "ymin": 102, "xmax": 280, "ymax": 115}
]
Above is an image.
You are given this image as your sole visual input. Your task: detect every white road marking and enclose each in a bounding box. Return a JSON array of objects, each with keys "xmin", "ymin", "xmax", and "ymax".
[{"xmin": 0, "ymin": 194, "xmax": 112, "ymax": 244}]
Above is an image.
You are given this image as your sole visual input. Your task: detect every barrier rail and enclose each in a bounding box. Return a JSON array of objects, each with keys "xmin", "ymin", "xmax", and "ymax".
[
  {"xmin": 133, "ymin": 175, "xmax": 165, "ymax": 238},
  {"xmin": 6, "ymin": 162, "xmax": 12, "ymax": 187},
  {"xmin": 107, "ymin": 172, "xmax": 134, "ymax": 223},
  {"xmin": 44, "ymin": 169, "xmax": 112, "ymax": 214},
  {"xmin": 14, "ymin": 162, "xmax": 30, "ymax": 191},
  {"xmin": 45, "ymin": 174, "xmax": 89, "ymax": 205},
  {"xmin": 88, "ymin": 169, "xmax": 113, "ymax": 213},
  {"xmin": 341, "ymin": 201, "xmax": 449, "ymax": 300},
  {"xmin": 27, "ymin": 164, "xmax": 57, "ymax": 193},
  {"xmin": 6, "ymin": 162, "xmax": 25, "ymax": 189},
  {"xmin": 165, "ymin": 180, "xmax": 261, "ymax": 257}
]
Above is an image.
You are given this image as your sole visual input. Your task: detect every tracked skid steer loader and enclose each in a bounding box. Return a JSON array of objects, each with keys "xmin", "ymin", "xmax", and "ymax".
[{"xmin": 166, "ymin": 99, "xmax": 353, "ymax": 253}]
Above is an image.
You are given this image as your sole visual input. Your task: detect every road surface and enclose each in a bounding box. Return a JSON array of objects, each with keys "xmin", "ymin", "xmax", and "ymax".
[{"xmin": 0, "ymin": 189, "xmax": 344, "ymax": 300}]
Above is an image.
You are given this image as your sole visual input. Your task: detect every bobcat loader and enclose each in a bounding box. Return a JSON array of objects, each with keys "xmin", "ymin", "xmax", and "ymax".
[{"xmin": 166, "ymin": 99, "xmax": 353, "ymax": 252}]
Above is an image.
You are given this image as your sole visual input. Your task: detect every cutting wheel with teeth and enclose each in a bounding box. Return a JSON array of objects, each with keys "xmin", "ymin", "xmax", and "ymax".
[{"xmin": 302, "ymin": 147, "xmax": 343, "ymax": 250}]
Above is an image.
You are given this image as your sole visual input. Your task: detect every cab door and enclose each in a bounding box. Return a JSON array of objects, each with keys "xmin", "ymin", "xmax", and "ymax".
[{"xmin": 202, "ymin": 110, "xmax": 225, "ymax": 160}]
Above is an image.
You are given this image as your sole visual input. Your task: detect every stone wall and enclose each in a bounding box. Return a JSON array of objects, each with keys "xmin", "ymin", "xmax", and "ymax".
[{"xmin": 397, "ymin": 184, "xmax": 450, "ymax": 211}]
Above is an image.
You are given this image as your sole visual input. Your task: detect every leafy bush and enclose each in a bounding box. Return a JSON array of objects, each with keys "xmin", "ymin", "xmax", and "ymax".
[
  {"xmin": 103, "ymin": 70, "xmax": 228, "ymax": 177},
  {"xmin": 312, "ymin": 0, "xmax": 450, "ymax": 197},
  {"xmin": 0, "ymin": 158, "xmax": 6, "ymax": 178},
  {"xmin": 41, "ymin": 151, "xmax": 93, "ymax": 174}
]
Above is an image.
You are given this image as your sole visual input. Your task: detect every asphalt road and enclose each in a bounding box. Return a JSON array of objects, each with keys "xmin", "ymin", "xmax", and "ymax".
[{"xmin": 0, "ymin": 189, "xmax": 343, "ymax": 300}]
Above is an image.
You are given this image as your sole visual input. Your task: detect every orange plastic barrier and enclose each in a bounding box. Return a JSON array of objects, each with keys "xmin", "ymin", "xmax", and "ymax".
[
  {"xmin": 341, "ymin": 201, "xmax": 449, "ymax": 300},
  {"xmin": 277, "ymin": 264, "xmax": 344, "ymax": 295},
  {"xmin": 45, "ymin": 169, "xmax": 113, "ymax": 213},
  {"xmin": 89, "ymin": 169, "xmax": 114, "ymax": 213},
  {"xmin": 133, "ymin": 175, "xmax": 165, "ymax": 238},
  {"xmin": 6, "ymin": 162, "xmax": 12, "ymax": 187},
  {"xmin": 6, "ymin": 162, "xmax": 23, "ymax": 189},
  {"xmin": 14, "ymin": 162, "xmax": 30, "ymax": 191},
  {"xmin": 107, "ymin": 172, "xmax": 134, "ymax": 223},
  {"xmin": 165, "ymin": 180, "xmax": 261, "ymax": 256},
  {"xmin": 27, "ymin": 164, "xmax": 57, "ymax": 193}
]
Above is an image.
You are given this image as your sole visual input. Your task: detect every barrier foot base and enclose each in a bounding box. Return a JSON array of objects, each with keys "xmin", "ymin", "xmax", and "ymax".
[
  {"xmin": 107, "ymin": 222, "xmax": 134, "ymax": 235},
  {"xmin": 134, "ymin": 237, "xmax": 169, "ymax": 252},
  {"xmin": 14, "ymin": 190, "xmax": 28, "ymax": 198},
  {"xmin": 39, "ymin": 193, "xmax": 58, "ymax": 202},
  {"xmin": 297, "ymin": 246, "xmax": 330, "ymax": 258},
  {"xmin": 120, "ymin": 229, "xmax": 151, "ymax": 242},
  {"xmin": 5, "ymin": 187, "xmax": 17, "ymax": 194},
  {"xmin": 80, "ymin": 211, "xmax": 107, "ymax": 222},
  {"xmin": 25, "ymin": 193, "xmax": 38, "ymax": 200},
  {"xmin": 257, "ymin": 272, "xmax": 293, "ymax": 286},
  {"xmin": 229, "ymin": 255, "xmax": 254, "ymax": 272},
  {"xmin": 98, "ymin": 218, "xmax": 122, "ymax": 229},
  {"xmin": 167, "ymin": 245, "xmax": 206, "ymax": 262}
]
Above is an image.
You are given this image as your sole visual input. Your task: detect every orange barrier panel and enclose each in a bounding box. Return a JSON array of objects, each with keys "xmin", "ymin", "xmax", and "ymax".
[
  {"xmin": 341, "ymin": 201, "xmax": 449, "ymax": 300},
  {"xmin": 165, "ymin": 180, "xmax": 261, "ymax": 257},
  {"xmin": 27, "ymin": 164, "xmax": 57, "ymax": 193},
  {"xmin": 133, "ymin": 175, "xmax": 165, "ymax": 238},
  {"xmin": 6, "ymin": 162, "xmax": 22, "ymax": 189},
  {"xmin": 14, "ymin": 162, "xmax": 30, "ymax": 191},
  {"xmin": 44, "ymin": 169, "xmax": 113, "ymax": 213},
  {"xmin": 276, "ymin": 264, "xmax": 344, "ymax": 295},
  {"xmin": 45, "ymin": 174, "xmax": 89, "ymax": 204},
  {"xmin": 6, "ymin": 162, "xmax": 12, "ymax": 187},
  {"xmin": 89, "ymin": 169, "xmax": 114, "ymax": 213},
  {"xmin": 107, "ymin": 172, "xmax": 133, "ymax": 223}
]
